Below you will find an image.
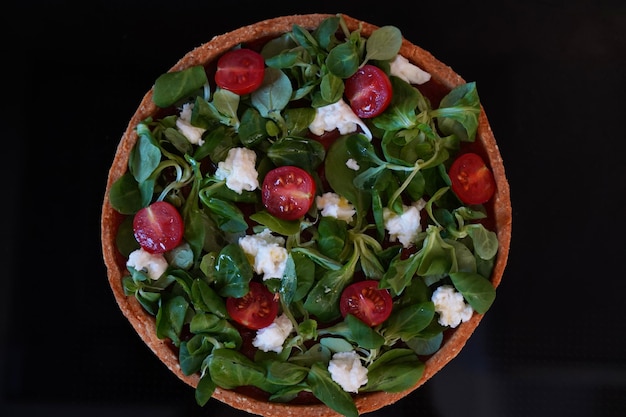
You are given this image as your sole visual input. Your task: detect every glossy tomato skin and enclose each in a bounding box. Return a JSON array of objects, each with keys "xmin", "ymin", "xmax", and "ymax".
[
  {"xmin": 214, "ymin": 48, "xmax": 265, "ymax": 95},
  {"xmin": 344, "ymin": 64, "xmax": 393, "ymax": 118},
  {"xmin": 449, "ymin": 152, "xmax": 496, "ymax": 205},
  {"xmin": 339, "ymin": 280, "xmax": 393, "ymax": 326},
  {"xmin": 226, "ymin": 282, "xmax": 279, "ymax": 330},
  {"xmin": 133, "ymin": 201, "xmax": 184, "ymax": 254},
  {"xmin": 262, "ymin": 165, "xmax": 316, "ymax": 221}
]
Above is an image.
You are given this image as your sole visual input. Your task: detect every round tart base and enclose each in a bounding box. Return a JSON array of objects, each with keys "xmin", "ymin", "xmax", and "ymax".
[{"xmin": 101, "ymin": 13, "xmax": 512, "ymax": 417}]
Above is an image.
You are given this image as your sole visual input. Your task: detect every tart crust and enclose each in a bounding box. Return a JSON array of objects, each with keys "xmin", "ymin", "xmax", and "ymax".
[{"xmin": 101, "ymin": 13, "xmax": 512, "ymax": 417}]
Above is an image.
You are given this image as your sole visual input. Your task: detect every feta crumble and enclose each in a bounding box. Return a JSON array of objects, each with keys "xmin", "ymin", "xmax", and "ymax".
[
  {"xmin": 328, "ymin": 350, "xmax": 368, "ymax": 393},
  {"xmin": 309, "ymin": 100, "xmax": 372, "ymax": 140},
  {"xmin": 389, "ymin": 55, "xmax": 432, "ymax": 85},
  {"xmin": 431, "ymin": 285, "xmax": 474, "ymax": 328},
  {"xmin": 346, "ymin": 158, "xmax": 360, "ymax": 171},
  {"xmin": 383, "ymin": 199, "xmax": 426, "ymax": 248},
  {"xmin": 252, "ymin": 314, "xmax": 294, "ymax": 353},
  {"xmin": 316, "ymin": 192, "xmax": 356, "ymax": 222},
  {"xmin": 214, "ymin": 147, "xmax": 259, "ymax": 194},
  {"xmin": 238, "ymin": 228, "xmax": 288, "ymax": 280},
  {"xmin": 176, "ymin": 103, "xmax": 206, "ymax": 145},
  {"xmin": 127, "ymin": 248, "xmax": 168, "ymax": 280}
]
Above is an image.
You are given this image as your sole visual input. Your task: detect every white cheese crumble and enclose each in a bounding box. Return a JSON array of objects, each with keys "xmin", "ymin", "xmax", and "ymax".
[
  {"xmin": 431, "ymin": 284, "xmax": 474, "ymax": 328},
  {"xmin": 176, "ymin": 103, "xmax": 206, "ymax": 145},
  {"xmin": 389, "ymin": 54, "xmax": 432, "ymax": 85},
  {"xmin": 328, "ymin": 350, "xmax": 368, "ymax": 393},
  {"xmin": 346, "ymin": 158, "xmax": 360, "ymax": 171},
  {"xmin": 252, "ymin": 314, "xmax": 294, "ymax": 353},
  {"xmin": 309, "ymin": 100, "xmax": 372, "ymax": 140},
  {"xmin": 316, "ymin": 192, "xmax": 356, "ymax": 223},
  {"xmin": 383, "ymin": 199, "xmax": 426, "ymax": 248},
  {"xmin": 214, "ymin": 147, "xmax": 259, "ymax": 194},
  {"xmin": 127, "ymin": 248, "xmax": 168, "ymax": 280},
  {"xmin": 238, "ymin": 228, "xmax": 288, "ymax": 280}
]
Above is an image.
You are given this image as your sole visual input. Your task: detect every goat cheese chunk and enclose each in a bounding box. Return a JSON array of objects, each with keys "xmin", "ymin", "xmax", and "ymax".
[
  {"xmin": 383, "ymin": 199, "xmax": 426, "ymax": 248},
  {"xmin": 328, "ymin": 351, "xmax": 368, "ymax": 393},
  {"xmin": 214, "ymin": 147, "xmax": 259, "ymax": 194},
  {"xmin": 389, "ymin": 55, "xmax": 432, "ymax": 85},
  {"xmin": 316, "ymin": 192, "xmax": 356, "ymax": 222},
  {"xmin": 238, "ymin": 228, "xmax": 288, "ymax": 281},
  {"xmin": 252, "ymin": 314, "xmax": 293, "ymax": 353},
  {"xmin": 309, "ymin": 100, "xmax": 372, "ymax": 140},
  {"xmin": 346, "ymin": 158, "xmax": 360, "ymax": 171},
  {"xmin": 127, "ymin": 248, "xmax": 168, "ymax": 280},
  {"xmin": 176, "ymin": 103, "xmax": 206, "ymax": 145},
  {"xmin": 431, "ymin": 285, "xmax": 474, "ymax": 328}
]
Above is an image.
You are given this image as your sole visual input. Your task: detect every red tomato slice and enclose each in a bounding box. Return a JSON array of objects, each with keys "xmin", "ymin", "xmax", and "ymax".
[
  {"xmin": 344, "ymin": 64, "xmax": 393, "ymax": 118},
  {"xmin": 261, "ymin": 166, "xmax": 316, "ymax": 221},
  {"xmin": 214, "ymin": 48, "xmax": 265, "ymax": 95},
  {"xmin": 448, "ymin": 152, "xmax": 496, "ymax": 205},
  {"xmin": 226, "ymin": 282, "xmax": 279, "ymax": 330},
  {"xmin": 132, "ymin": 201, "xmax": 184, "ymax": 254},
  {"xmin": 339, "ymin": 280, "xmax": 393, "ymax": 326}
]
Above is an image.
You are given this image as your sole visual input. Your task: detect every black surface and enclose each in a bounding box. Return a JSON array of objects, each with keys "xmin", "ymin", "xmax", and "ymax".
[{"xmin": 3, "ymin": 0, "xmax": 626, "ymax": 416}]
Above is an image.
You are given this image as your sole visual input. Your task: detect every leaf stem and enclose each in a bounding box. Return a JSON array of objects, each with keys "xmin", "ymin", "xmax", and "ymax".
[{"xmin": 388, "ymin": 160, "xmax": 421, "ymax": 208}]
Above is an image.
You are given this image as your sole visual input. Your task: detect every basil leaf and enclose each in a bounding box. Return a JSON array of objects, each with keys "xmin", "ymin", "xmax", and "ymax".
[
  {"xmin": 466, "ymin": 224, "xmax": 499, "ymax": 260},
  {"xmin": 317, "ymin": 216, "xmax": 347, "ymax": 261},
  {"xmin": 405, "ymin": 332, "xmax": 444, "ymax": 356},
  {"xmin": 279, "ymin": 255, "xmax": 298, "ymax": 305},
  {"xmin": 155, "ymin": 295, "xmax": 189, "ymax": 347},
  {"xmin": 362, "ymin": 348, "xmax": 424, "ymax": 393},
  {"xmin": 383, "ymin": 301, "xmax": 435, "ymax": 342},
  {"xmin": 307, "ymin": 363, "xmax": 359, "ymax": 417},
  {"xmin": 207, "ymin": 349, "xmax": 266, "ymax": 389},
  {"xmin": 203, "ymin": 197, "xmax": 248, "ymax": 233},
  {"xmin": 303, "ymin": 250, "xmax": 357, "ymax": 322},
  {"xmin": 249, "ymin": 211, "xmax": 300, "ymax": 236},
  {"xmin": 449, "ymin": 271, "xmax": 496, "ymax": 314},
  {"xmin": 314, "ymin": 15, "xmax": 340, "ymax": 50},
  {"xmin": 129, "ymin": 125, "xmax": 161, "ymax": 184},
  {"xmin": 267, "ymin": 136, "xmax": 326, "ymax": 171},
  {"xmin": 213, "ymin": 243, "xmax": 253, "ymax": 298},
  {"xmin": 153, "ymin": 65, "xmax": 208, "ymax": 108},
  {"xmin": 251, "ymin": 67, "xmax": 292, "ymax": 118},
  {"xmin": 179, "ymin": 335, "xmax": 214, "ymax": 375},
  {"xmin": 431, "ymin": 82, "xmax": 480, "ymax": 142},
  {"xmin": 380, "ymin": 252, "xmax": 421, "ymax": 296},
  {"xmin": 109, "ymin": 172, "xmax": 142, "ymax": 215},
  {"xmin": 364, "ymin": 25, "xmax": 402, "ymax": 62},
  {"xmin": 266, "ymin": 361, "xmax": 308, "ymax": 386},
  {"xmin": 195, "ymin": 374, "xmax": 216, "ymax": 406},
  {"xmin": 326, "ymin": 42, "xmax": 359, "ymax": 79},
  {"xmin": 345, "ymin": 314, "xmax": 385, "ymax": 350}
]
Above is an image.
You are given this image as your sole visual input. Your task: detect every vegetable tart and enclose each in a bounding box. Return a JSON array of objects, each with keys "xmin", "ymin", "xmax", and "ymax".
[{"xmin": 101, "ymin": 12, "xmax": 512, "ymax": 417}]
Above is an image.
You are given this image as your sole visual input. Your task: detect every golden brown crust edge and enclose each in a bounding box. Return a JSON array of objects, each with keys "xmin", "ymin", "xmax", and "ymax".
[{"xmin": 101, "ymin": 13, "xmax": 512, "ymax": 417}]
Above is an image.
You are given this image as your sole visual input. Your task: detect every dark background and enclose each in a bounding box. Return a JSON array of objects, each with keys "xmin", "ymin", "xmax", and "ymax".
[{"xmin": 2, "ymin": 0, "xmax": 626, "ymax": 416}]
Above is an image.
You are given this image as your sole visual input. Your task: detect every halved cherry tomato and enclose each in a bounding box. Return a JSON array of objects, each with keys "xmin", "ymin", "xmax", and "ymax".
[
  {"xmin": 344, "ymin": 64, "xmax": 393, "ymax": 118},
  {"xmin": 339, "ymin": 280, "xmax": 393, "ymax": 326},
  {"xmin": 262, "ymin": 166, "xmax": 316, "ymax": 221},
  {"xmin": 133, "ymin": 201, "xmax": 184, "ymax": 254},
  {"xmin": 448, "ymin": 152, "xmax": 496, "ymax": 205},
  {"xmin": 214, "ymin": 48, "xmax": 265, "ymax": 95},
  {"xmin": 226, "ymin": 282, "xmax": 279, "ymax": 330}
]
